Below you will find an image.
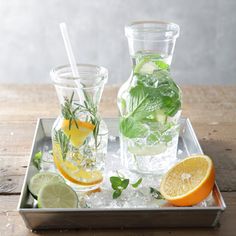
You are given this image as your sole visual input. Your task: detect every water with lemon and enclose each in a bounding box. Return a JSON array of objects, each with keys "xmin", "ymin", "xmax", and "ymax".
[
  {"xmin": 52, "ymin": 93, "xmax": 108, "ymax": 191},
  {"xmin": 118, "ymin": 51, "xmax": 182, "ymax": 175},
  {"xmin": 51, "ymin": 64, "xmax": 108, "ymax": 191}
]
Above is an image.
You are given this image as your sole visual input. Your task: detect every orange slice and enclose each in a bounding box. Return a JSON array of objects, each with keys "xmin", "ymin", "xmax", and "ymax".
[
  {"xmin": 53, "ymin": 144, "xmax": 103, "ymax": 186},
  {"xmin": 160, "ymin": 155, "xmax": 215, "ymax": 206},
  {"xmin": 61, "ymin": 119, "xmax": 95, "ymax": 147}
]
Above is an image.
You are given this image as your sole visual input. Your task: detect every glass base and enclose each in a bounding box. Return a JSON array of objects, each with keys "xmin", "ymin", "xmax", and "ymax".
[
  {"xmin": 121, "ymin": 135, "xmax": 179, "ymax": 176},
  {"xmin": 66, "ymin": 180, "xmax": 103, "ymax": 192}
]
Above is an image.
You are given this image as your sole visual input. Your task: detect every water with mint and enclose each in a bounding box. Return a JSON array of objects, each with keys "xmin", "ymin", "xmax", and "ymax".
[{"xmin": 117, "ymin": 51, "xmax": 182, "ymax": 175}]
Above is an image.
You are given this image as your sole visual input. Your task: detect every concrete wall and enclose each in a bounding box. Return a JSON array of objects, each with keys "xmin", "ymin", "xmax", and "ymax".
[{"xmin": 0, "ymin": 0, "xmax": 235, "ymax": 85}]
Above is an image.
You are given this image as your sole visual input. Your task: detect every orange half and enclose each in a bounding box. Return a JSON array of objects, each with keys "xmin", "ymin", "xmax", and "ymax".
[{"xmin": 160, "ymin": 155, "xmax": 215, "ymax": 206}]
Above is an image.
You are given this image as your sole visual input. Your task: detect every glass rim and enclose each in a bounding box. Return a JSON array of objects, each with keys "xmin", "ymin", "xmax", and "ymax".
[
  {"xmin": 125, "ymin": 21, "xmax": 180, "ymax": 41},
  {"xmin": 50, "ymin": 64, "xmax": 108, "ymax": 89}
]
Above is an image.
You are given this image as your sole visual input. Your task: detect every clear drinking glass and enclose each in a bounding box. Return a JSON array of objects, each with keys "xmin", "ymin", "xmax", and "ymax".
[
  {"xmin": 51, "ymin": 64, "xmax": 108, "ymax": 191},
  {"xmin": 117, "ymin": 21, "xmax": 182, "ymax": 175}
]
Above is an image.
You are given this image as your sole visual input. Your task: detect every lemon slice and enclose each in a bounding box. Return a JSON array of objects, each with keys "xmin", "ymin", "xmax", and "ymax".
[
  {"xmin": 38, "ymin": 182, "xmax": 78, "ymax": 208},
  {"xmin": 53, "ymin": 151, "xmax": 103, "ymax": 186},
  {"xmin": 160, "ymin": 155, "xmax": 215, "ymax": 206},
  {"xmin": 61, "ymin": 119, "xmax": 95, "ymax": 147}
]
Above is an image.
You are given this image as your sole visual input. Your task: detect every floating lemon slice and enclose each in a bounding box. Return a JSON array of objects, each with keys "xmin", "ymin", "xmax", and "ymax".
[
  {"xmin": 53, "ymin": 145, "xmax": 103, "ymax": 186},
  {"xmin": 160, "ymin": 155, "xmax": 215, "ymax": 206},
  {"xmin": 61, "ymin": 119, "xmax": 95, "ymax": 147}
]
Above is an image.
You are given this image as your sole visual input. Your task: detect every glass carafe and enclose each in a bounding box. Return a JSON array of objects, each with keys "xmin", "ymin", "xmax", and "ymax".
[
  {"xmin": 51, "ymin": 64, "xmax": 108, "ymax": 191},
  {"xmin": 117, "ymin": 21, "xmax": 181, "ymax": 175}
]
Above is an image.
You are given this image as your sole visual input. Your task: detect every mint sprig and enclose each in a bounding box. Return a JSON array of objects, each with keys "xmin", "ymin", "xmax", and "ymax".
[
  {"xmin": 119, "ymin": 53, "xmax": 181, "ymax": 140},
  {"xmin": 110, "ymin": 176, "xmax": 129, "ymax": 199},
  {"xmin": 110, "ymin": 173, "xmax": 142, "ymax": 199},
  {"xmin": 33, "ymin": 151, "xmax": 43, "ymax": 170}
]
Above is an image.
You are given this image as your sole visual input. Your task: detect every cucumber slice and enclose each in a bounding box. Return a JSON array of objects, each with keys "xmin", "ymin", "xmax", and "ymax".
[
  {"xmin": 156, "ymin": 110, "xmax": 167, "ymax": 124},
  {"xmin": 135, "ymin": 60, "xmax": 157, "ymax": 75}
]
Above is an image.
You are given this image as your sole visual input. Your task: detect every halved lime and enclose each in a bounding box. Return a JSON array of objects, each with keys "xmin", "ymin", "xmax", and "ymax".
[
  {"xmin": 38, "ymin": 182, "xmax": 78, "ymax": 208},
  {"xmin": 128, "ymin": 144, "xmax": 167, "ymax": 156},
  {"xmin": 28, "ymin": 172, "xmax": 64, "ymax": 199}
]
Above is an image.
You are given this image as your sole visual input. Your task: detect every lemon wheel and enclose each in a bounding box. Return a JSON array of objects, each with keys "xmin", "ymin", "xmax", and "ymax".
[{"xmin": 54, "ymin": 156, "xmax": 103, "ymax": 186}]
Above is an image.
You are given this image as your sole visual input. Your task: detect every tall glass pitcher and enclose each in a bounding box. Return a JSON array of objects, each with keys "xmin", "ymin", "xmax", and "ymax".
[
  {"xmin": 51, "ymin": 64, "xmax": 108, "ymax": 191},
  {"xmin": 117, "ymin": 21, "xmax": 181, "ymax": 175}
]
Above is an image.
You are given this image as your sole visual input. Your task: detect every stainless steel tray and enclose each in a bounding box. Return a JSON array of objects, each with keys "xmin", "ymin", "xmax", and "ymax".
[{"xmin": 17, "ymin": 118, "xmax": 226, "ymax": 230}]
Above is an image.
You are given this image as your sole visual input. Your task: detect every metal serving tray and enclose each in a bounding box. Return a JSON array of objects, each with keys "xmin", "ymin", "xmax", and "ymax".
[{"xmin": 18, "ymin": 118, "xmax": 226, "ymax": 230}]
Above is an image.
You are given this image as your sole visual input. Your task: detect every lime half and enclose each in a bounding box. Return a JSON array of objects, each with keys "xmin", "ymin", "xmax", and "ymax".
[
  {"xmin": 28, "ymin": 172, "xmax": 64, "ymax": 199},
  {"xmin": 38, "ymin": 182, "xmax": 78, "ymax": 208},
  {"xmin": 128, "ymin": 144, "xmax": 167, "ymax": 156}
]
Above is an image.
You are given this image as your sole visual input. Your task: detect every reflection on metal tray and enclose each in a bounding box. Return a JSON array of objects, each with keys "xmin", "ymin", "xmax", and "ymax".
[{"xmin": 17, "ymin": 118, "xmax": 226, "ymax": 230}]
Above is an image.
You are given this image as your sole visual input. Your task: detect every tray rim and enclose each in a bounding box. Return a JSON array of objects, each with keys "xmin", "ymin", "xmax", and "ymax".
[{"xmin": 17, "ymin": 117, "xmax": 227, "ymax": 213}]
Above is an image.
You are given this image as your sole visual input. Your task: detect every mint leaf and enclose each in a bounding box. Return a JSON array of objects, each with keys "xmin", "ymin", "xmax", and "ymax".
[
  {"xmin": 155, "ymin": 60, "xmax": 169, "ymax": 70},
  {"xmin": 110, "ymin": 173, "xmax": 141, "ymax": 199},
  {"xmin": 121, "ymin": 179, "xmax": 129, "ymax": 189},
  {"xmin": 110, "ymin": 176, "xmax": 122, "ymax": 190},
  {"xmin": 33, "ymin": 151, "xmax": 42, "ymax": 170},
  {"xmin": 113, "ymin": 189, "xmax": 122, "ymax": 199},
  {"xmin": 119, "ymin": 117, "xmax": 148, "ymax": 138},
  {"xmin": 131, "ymin": 178, "xmax": 142, "ymax": 188},
  {"xmin": 129, "ymin": 85, "xmax": 161, "ymax": 120}
]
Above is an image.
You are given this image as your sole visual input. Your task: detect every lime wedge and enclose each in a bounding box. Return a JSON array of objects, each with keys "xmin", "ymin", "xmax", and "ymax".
[
  {"xmin": 28, "ymin": 172, "xmax": 64, "ymax": 199},
  {"xmin": 38, "ymin": 182, "xmax": 78, "ymax": 208},
  {"xmin": 128, "ymin": 144, "xmax": 167, "ymax": 156}
]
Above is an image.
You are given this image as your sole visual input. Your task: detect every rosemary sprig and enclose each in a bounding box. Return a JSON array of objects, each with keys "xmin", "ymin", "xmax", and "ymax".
[
  {"xmin": 61, "ymin": 91, "xmax": 101, "ymax": 149},
  {"xmin": 61, "ymin": 91, "xmax": 78, "ymax": 130},
  {"xmin": 75, "ymin": 92, "xmax": 101, "ymax": 149},
  {"xmin": 54, "ymin": 129, "xmax": 70, "ymax": 160}
]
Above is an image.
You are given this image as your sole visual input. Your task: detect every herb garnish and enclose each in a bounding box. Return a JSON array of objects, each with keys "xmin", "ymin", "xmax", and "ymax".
[
  {"xmin": 119, "ymin": 54, "xmax": 181, "ymax": 140},
  {"xmin": 60, "ymin": 91, "xmax": 101, "ymax": 150},
  {"xmin": 54, "ymin": 129, "xmax": 70, "ymax": 160},
  {"xmin": 33, "ymin": 151, "xmax": 43, "ymax": 170},
  {"xmin": 61, "ymin": 91, "xmax": 78, "ymax": 130},
  {"xmin": 75, "ymin": 92, "xmax": 101, "ymax": 149},
  {"xmin": 150, "ymin": 187, "xmax": 165, "ymax": 200},
  {"xmin": 131, "ymin": 178, "xmax": 143, "ymax": 188},
  {"xmin": 110, "ymin": 172, "xmax": 142, "ymax": 199}
]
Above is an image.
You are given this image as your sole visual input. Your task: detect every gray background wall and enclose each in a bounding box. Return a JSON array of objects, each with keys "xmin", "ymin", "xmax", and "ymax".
[{"xmin": 0, "ymin": 0, "xmax": 235, "ymax": 85}]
